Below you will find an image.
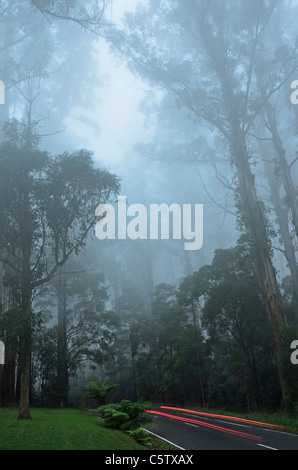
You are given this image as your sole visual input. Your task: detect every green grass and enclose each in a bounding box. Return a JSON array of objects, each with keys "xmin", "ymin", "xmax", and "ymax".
[{"xmin": 0, "ymin": 407, "xmax": 164, "ymax": 450}]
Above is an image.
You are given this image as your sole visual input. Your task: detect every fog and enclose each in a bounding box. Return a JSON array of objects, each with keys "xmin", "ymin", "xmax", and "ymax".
[
  {"xmin": 59, "ymin": 1, "xmax": 238, "ymax": 289},
  {"xmin": 1, "ymin": 0, "xmax": 298, "ymax": 419}
]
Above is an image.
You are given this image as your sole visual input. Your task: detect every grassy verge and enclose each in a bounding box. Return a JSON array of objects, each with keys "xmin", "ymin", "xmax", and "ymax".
[{"xmin": 0, "ymin": 407, "xmax": 174, "ymax": 451}]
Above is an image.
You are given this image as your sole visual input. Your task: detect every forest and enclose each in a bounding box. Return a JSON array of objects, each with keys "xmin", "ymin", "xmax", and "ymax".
[{"xmin": 0, "ymin": 0, "xmax": 298, "ymax": 423}]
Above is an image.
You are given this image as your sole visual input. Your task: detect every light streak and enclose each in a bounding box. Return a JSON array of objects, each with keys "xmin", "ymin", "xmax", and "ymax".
[
  {"xmin": 145, "ymin": 409, "xmax": 262, "ymax": 442},
  {"xmin": 159, "ymin": 406, "xmax": 298, "ymax": 433}
]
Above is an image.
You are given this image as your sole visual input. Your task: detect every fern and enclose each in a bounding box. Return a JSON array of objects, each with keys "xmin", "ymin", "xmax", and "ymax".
[
  {"xmin": 99, "ymin": 408, "xmax": 129, "ymax": 428},
  {"xmin": 82, "ymin": 378, "xmax": 119, "ymax": 406},
  {"xmin": 126, "ymin": 428, "xmax": 152, "ymax": 446},
  {"xmin": 97, "ymin": 399, "xmax": 153, "ymax": 431}
]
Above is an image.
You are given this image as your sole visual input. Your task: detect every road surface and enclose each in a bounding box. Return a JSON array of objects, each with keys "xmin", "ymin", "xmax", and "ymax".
[{"xmin": 144, "ymin": 408, "xmax": 298, "ymax": 450}]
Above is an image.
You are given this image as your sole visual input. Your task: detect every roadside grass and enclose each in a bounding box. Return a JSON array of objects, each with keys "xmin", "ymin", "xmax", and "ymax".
[{"xmin": 0, "ymin": 407, "xmax": 174, "ymax": 450}]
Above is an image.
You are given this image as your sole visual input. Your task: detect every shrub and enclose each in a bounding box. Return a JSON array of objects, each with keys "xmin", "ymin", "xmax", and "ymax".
[
  {"xmin": 82, "ymin": 378, "xmax": 119, "ymax": 407},
  {"xmin": 97, "ymin": 399, "xmax": 152, "ymax": 431},
  {"xmin": 126, "ymin": 428, "xmax": 152, "ymax": 446}
]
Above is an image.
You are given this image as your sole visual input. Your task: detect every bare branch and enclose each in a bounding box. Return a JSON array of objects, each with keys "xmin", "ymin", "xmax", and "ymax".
[
  {"xmin": 30, "ymin": 0, "xmax": 110, "ymax": 34},
  {"xmin": 289, "ymin": 156, "xmax": 298, "ymax": 170}
]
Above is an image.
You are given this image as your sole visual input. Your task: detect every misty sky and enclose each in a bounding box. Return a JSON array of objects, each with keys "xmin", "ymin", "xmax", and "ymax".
[
  {"xmin": 56, "ymin": 0, "xmax": 297, "ymax": 281},
  {"xmin": 64, "ymin": 0, "xmax": 152, "ymax": 173},
  {"xmin": 63, "ymin": 0, "xmax": 298, "ymax": 176}
]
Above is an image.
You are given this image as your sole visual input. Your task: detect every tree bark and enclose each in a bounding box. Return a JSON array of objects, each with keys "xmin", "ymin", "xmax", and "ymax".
[
  {"xmin": 268, "ymin": 171, "xmax": 298, "ymax": 308},
  {"xmin": 192, "ymin": 301, "xmax": 206, "ymax": 408},
  {"xmin": 257, "ymin": 132, "xmax": 298, "ymax": 309},
  {"xmin": 0, "ymin": 342, "xmax": 16, "ymax": 406},
  {"xmin": 201, "ymin": 16, "xmax": 292, "ymax": 405},
  {"xmin": 18, "ymin": 337, "xmax": 31, "ymax": 420},
  {"xmin": 232, "ymin": 129, "xmax": 291, "ymax": 406},
  {"xmin": 17, "ymin": 291, "xmax": 32, "ymax": 419},
  {"xmin": 57, "ymin": 267, "xmax": 69, "ymax": 407},
  {"xmin": 264, "ymin": 102, "xmax": 298, "ymax": 240},
  {"xmin": 18, "ymin": 189, "xmax": 33, "ymax": 420}
]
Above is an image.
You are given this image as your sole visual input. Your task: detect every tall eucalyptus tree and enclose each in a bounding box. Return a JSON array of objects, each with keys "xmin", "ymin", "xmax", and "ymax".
[{"xmin": 106, "ymin": 0, "xmax": 298, "ymax": 408}]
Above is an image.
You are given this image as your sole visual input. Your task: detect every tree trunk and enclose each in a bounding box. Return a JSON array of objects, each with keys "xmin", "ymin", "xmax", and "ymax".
[
  {"xmin": 242, "ymin": 343, "xmax": 259, "ymax": 412},
  {"xmin": 268, "ymin": 173, "xmax": 298, "ymax": 308},
  {"xmin": 257, "ymin": 132, "xmax": 298, "ymax": 309},
  {"xmin": 1, "ymin": 288, "xmax": 20, "ymax": 406},
  {"xmin": 264, "ymin": 102, "xmax": 298, "ymax": 240},
  {"xmin": 17, "ymin": 292, "xmax": 32, "ymax": 419},
  {"xmin": 18, "ymin": 192, "xmax": 33, "ymax": 420},
  {"xmin": 0, "ymin": 343, "xmax": 16, "ymax": 406},
  {"xmin": 18, "ymin": 338, "xmax": 31, "ymax": 420},
  {"xmin": 130, "ymin": 346, "xmax": 138, "ymax": 402},
  {"xmin": 211, "ymin": 36, "xmax": 292, "ymax": 405},
  {"xmin": 192, "ymin": 301, "xmax": 206, "ymax": 408},
  {"xmin": 57, "ymin": 267, "xmax": 69, "ymax": 407},
  {"xmin": 232, "ymin": 128, "xmax": 291, "ymax": 407}
]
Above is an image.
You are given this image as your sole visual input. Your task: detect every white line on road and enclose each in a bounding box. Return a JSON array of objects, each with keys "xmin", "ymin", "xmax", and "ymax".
[
  {"xmin": 185, "ymin": 422, "xmax": 279, "ymax": 450},
  {"xmin": 141, "ymin": 428, "xmax": 185, "ymax": 450},
  {"xmin": 216, "ymin": 419, "xmax": 252, "ymax": 428},
  {"xmin": 257, "ymin": 444, "xmax": 278, "ymax": 450}
]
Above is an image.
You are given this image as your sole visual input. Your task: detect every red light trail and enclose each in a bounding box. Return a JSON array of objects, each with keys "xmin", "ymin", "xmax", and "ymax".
[
  {"xmin": 145, "ymin": 409, "xmax": 263, "ymax": 442},
  {"xmin": 160, "ymin": 406, "xmax": 296, "ymax": 432}
]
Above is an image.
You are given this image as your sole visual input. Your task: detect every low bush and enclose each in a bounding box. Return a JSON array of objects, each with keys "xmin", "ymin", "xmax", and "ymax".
[
  {"xmin": 97, "ymin": 399, "xmax": 152, "ymax": 431},
  {"xmin": 126, "ymin": 428, "xmax": 152, "ymax": 446}
]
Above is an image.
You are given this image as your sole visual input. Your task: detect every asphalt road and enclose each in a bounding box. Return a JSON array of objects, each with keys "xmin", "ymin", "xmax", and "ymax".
[{"xmin": 144, "ymin": 408, "xmax": 298, "ymax": 450}]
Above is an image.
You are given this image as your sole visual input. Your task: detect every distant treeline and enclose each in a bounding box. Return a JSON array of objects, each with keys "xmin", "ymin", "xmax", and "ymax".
[{"xmin": 13, "ymin": 243, "xmax": 297, "ymax": 415}]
